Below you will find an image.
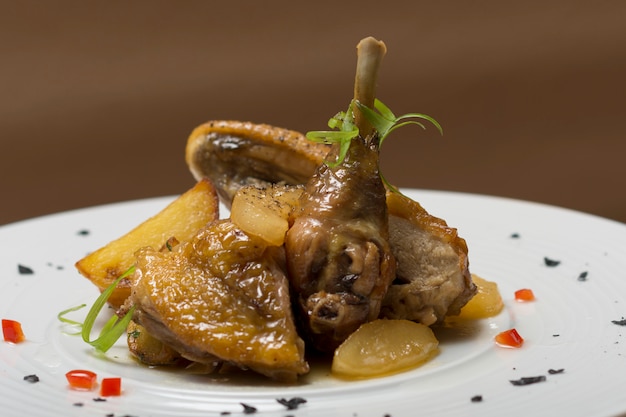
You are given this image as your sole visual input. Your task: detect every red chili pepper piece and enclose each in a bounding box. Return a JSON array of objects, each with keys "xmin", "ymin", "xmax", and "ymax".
[
  {"xmin": 495, "ymin": 328, "xmax": 524, "ymax": 348},
  {"xmin": 514, "ymin": 288, "xmax": 535, "ymax": 302},
  {"xmin": 2, "ymin": 319, "xmax": 25, "ymax": 343},
  {"xmin": 100, "ymin": 377, "xmax": 122, "ymax": 396},
  {"xmin": 66, "ymin": 370, "xmax": 97, "ymax": 391}
]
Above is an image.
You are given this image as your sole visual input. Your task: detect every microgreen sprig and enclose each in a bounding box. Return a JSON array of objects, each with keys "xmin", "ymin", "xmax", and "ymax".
[
  {"xmin": 305, "ymin": 98, "xmax": 443, "ymax": 190},
  {"xmin": 305, "ymin": 101, "xmax": 359, "ymax": 168},
  {"xmin": 356, "ymin": 98, "xmax": 443, "ymax": 146}
]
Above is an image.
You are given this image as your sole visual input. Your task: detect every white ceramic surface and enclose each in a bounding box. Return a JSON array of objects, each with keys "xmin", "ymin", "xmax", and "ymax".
[{"xmin": 1, "ymin": 190, "xmax": 625, "ymax": 417}]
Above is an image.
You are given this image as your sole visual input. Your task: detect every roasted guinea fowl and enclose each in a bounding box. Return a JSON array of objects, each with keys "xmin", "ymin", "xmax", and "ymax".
[
  {"xmin": 185, "ymin": 39, "xmax": 476, "ymax": 337},
  {"xmin": 78, "ymin": 36, "xmax": 476, "ymax": 381}
]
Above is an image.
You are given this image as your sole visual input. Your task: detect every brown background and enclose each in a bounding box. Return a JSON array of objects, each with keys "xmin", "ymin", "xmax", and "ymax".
[{"xmin": 1, "ymin": 1, "xmax": 625, "ymax": 225}]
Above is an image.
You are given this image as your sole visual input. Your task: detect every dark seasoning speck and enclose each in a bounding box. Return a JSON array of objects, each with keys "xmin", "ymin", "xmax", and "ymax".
[
  {"xmin": 509, "ymin": 375, "xmax": 547, "ymax": 386},
  {"xmin": 543, "ymin": 257, "xmax": 561, "ymax": 267},
  {"xmin": 23, "ymin": 374, "xmax": 39, "ymax": 383},
  {"xmin": 277, "ymin": 397, "xmax": 307, "ymax": 410},
  {"xmin": 240, "ymin": 403, "xmax": 257, "ymax": 414},
  {"xmin": 17, "ymin": 264, "xmax": 34, "ymax": 274}
]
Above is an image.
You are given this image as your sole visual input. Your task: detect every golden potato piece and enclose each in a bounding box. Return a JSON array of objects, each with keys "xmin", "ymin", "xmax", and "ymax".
[
  {"xmin": 230, "ymin": 184, "xmax": 303, "ymax": 246},
  {"xmin": 332, "ymin": 319, "xmax": 438, "ymax": 379},
  {"xmin": 75, "ymin": 178, "xmax": 219, "ymax": 308},
  {"xmin": 127, "ymin": 320, "xmax": 183, "ymax": 366}
]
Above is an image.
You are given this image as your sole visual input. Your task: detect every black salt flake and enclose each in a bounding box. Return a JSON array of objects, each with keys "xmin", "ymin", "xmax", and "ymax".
[
  {"xmin": 23, "ymin": 374, "xmax": 39, "ymax": 383},
  {"xmin": 510, "ymin": 233, "xmax": 520, "ymax": 239},
  {"xmin": 548, "ymin": 368, "xmax": 565, "ymax": 374},
  {"xmin": 241, "ymin": 403, "xmax": 257, "ymax": 414},
  {"xmin": 77, "ymin": 229, "xmax": 90, "ymax": 236},
  {"xmin": 509, "ymin": 375, "xmax": 546, "ymax": 386},
  {"xmin": 544, "ymin": 257, "xmax": 561, "ymax": 267},
  {"xmin": 577, "ymin": 271, "xmax": 588, "ymax": 281},
  {"xmin": 612, "ymin": 318, "xmax": 626, "ymax": 326},
  {"xmin": 277, "ymin": 397, "xmax": 307, "ymax": 410},
  {"xmin": 93, "ymin": 397, "xmax": 107, "ymax": 402},
  {"xmin": 18, "ymin": 264, "xmax": 34, "ymax": 275},
  {"xmin": 471, "ymin": 395, "xmax": 483, "ymax": 403}
]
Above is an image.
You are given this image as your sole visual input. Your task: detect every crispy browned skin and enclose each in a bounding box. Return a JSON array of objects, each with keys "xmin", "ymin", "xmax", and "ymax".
[
  {"xmin": 381, "ymin": 191, "xmax": 476, "ymax": 324},
  {"xmin": 130, "ymin": 219, "xmax": 309, "ymax": 381},
  {"xmin": 186, "ymin": 121, "xmax": 329, "ymax": 206},
  {"xmin": 285, "ymin": 137, "xmax": 396, "ymax": 352}
]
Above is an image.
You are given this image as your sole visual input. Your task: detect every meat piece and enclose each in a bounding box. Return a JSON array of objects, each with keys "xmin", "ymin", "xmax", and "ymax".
[
  {"xmin": 129, "ymin": 219, "xmax": 309, "ymax": 381},
  {"xmin": 380, "ymin": 191, "xmax": 476, "ymax": 325},
  {"xmin": 285, "ymin": 38, "xmax": 395, "ymax": 352},
  {"xmin": 186, "ymin": 121, "xmax": 329, "ymax": 206},
  {"xmin": 285, "ymin": 136, "xmax": 396, "ymax": 352}
]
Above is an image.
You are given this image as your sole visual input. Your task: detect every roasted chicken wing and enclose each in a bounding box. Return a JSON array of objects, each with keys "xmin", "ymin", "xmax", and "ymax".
[{"xmin": 130, "ymin": 219, "xmax": 309, "ymax": 381}]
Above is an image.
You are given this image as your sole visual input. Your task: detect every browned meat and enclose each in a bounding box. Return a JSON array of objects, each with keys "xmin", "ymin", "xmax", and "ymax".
[
  {"xmin": 182, "ymin": 36, "xmax": 475, "ymax": 352},
  {"xmin": 284, "ymin": 38, "xmax": 395, "ymax": 352},
  {"xmin": 186, "ymin": 121, "xmax": 329, "ymax": 206},
  {"xmin": 380, "ymin": 191, "xmax": 476, "ymax": 325},
  {"xmin": 184, "ymin": 120, "xmax": 475, "ymax": 333},
  {"xmin": 129, "ymin": 219, "xmax": 309, "ymax": 381},
  {"xmin": 285, "ymin": 136, "xmax": 396, "ymax": 352}
]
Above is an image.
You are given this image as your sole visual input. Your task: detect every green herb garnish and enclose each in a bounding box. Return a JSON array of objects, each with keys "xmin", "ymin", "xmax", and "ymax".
[
  {"xmin": 80, "ymin": 266, "xmax": 137, "ymax": 353},
  {"xmin": 58, "ymin": 266, "xmax": 136, "ymax": 353},
  {"xmin": 305, "ymin": 101, "xmax": 359, "ymax": 167},
  {"xmin": 58, "ymin": 304, "xmax": 87, "ymax": 326},
  {"xmin": 57, "ymin": 304, "xmax": 87, "ymax": 335},
  {"xmin": 356, "ymin": 98, "xmax": 442, "ymax": 146},
  {"xmin": 306, "ymin": 98, "xmax": 442, "ymax": 190}
]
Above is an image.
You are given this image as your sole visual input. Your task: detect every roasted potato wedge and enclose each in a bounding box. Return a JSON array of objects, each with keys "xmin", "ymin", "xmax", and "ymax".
[{"xmin": 75, "ymin": 178, "xmax": 220, "ymax": 308}]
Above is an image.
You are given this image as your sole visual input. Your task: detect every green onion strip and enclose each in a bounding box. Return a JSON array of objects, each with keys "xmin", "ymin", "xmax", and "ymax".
[{"xmin": 78, "ymin": 266, "xmax": 136, "ymax": 353}]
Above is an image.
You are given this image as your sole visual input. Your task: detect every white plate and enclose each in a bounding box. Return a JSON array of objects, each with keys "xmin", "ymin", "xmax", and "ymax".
[{"xmin": 1, "ymin": 189, "xmax": 625, "ymax": 417}]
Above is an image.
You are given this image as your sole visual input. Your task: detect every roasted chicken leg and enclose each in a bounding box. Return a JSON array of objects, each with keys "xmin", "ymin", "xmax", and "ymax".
[{"xmin": 284, "ymin": 38, "xmax": 396, "ymax": 351}]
